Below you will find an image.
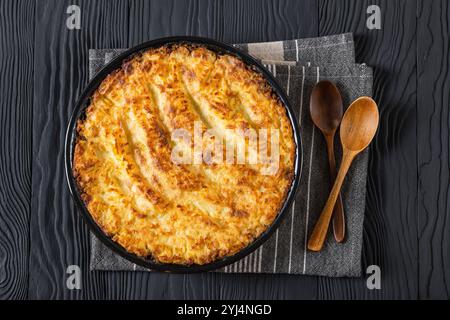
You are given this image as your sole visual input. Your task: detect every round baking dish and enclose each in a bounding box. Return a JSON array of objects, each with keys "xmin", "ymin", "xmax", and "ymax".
[{"xmin": 65, "ymin": 36, "xmax": 301, "ymax": 273}]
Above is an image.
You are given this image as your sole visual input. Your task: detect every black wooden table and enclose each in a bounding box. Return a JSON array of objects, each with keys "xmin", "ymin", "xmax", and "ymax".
[{"xmin": 0, "ymin": 0, "xmax": 448, "ymax": 300}]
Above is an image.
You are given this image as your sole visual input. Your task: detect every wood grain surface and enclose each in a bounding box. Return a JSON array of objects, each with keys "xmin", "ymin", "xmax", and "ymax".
[
  {"xmin": 0, "ymin": 0, "xmax": 34, "ymax": 300},
  {"xmin": 417, "ymin": 0, "xmax": 450, "ymax": 299},
  {"xmin": 0, "ymin": 0, "xmax": 448, "ymax": 299}
]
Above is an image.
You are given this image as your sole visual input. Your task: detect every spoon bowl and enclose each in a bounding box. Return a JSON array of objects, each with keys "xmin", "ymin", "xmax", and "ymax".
[
  {"xmin": 310, "ymin": 80, "xmax": 343, "ymax": 135},
  {"xmin": 340, "ymin": 96, "xmax": 379, "ymax": 152}
]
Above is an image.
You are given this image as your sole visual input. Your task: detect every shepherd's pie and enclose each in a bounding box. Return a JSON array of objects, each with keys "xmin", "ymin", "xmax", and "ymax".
[{"xmin": 73, "ymin": 44, "xmax": 296, "ymax": 265}]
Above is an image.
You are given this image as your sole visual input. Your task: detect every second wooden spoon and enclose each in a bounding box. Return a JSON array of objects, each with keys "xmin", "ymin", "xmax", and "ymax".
[{"xmin": 310, "ymin": 80, "xmax": 345, "ymax": 243}]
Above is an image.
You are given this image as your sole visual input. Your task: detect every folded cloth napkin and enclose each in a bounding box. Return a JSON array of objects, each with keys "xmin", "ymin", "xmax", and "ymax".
[{"xmin": 88, "ymin": 33, "xmax": 372, "ymax": 277}]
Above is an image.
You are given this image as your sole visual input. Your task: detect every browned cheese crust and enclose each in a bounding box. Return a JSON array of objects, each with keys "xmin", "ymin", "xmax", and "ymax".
[{"xmin": 73, "ymin": 44, "xmax": 296, "ymax": 265}]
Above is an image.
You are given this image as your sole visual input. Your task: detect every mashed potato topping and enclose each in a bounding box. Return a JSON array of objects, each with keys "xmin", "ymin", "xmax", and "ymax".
[{"xmin": 73, "ymin": 44, "xmax": 295, "ymax": 265}]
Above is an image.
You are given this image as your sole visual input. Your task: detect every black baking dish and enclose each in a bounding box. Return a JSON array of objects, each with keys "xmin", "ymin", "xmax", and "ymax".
[{"xmin": 64, "ymin": 36, "xmax": 302, "ymax": 273}]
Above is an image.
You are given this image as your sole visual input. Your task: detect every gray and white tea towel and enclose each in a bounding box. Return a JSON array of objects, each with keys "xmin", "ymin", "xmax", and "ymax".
[
  {"xmin": 88, "ymin": 33, "xmax": 355, "ymax": 78},
  {"xmin": 88, "ymin": 33, "xmax": 372, "ymax": 277}
]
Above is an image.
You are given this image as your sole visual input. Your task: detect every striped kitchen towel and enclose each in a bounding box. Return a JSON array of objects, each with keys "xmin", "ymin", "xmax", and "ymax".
[{"xmin": 88, "ymin": 33, "xmax": 372, "ymax": 277}]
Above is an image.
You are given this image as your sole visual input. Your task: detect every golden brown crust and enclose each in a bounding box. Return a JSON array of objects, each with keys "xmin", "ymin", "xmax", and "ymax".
[{"xmin": 73, "ymin": 44, "xmax": 296, "ymax": 265}]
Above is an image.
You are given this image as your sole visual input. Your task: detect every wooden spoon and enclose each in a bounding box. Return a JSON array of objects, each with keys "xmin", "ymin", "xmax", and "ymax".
[
  {"xmin": 310, "ymin": 80, "xmax": 345, "ymax": 243},
  {"xmin": 308, "ymin": 96, "xmax": 379, "ymax": 252}
]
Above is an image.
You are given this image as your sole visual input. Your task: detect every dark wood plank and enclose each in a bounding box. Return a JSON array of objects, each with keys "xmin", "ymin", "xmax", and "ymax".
[
  {"xmin": 417, "ymin": 0, "xmax": 450, "ymax": 299},
  {"xmin": 128, "ymin": 0, "xmax": 218, "ymax": 44},
  {"xmin": 220, "ymin": 0, "xmax": 318, "ymax": 43},
  {"xmin": 0, "ymin": 0, "xmax": 34, "ymax": 300},
  {"xmin": 318, "ymin": 0, "xmax": 418, "ymax": 299}
]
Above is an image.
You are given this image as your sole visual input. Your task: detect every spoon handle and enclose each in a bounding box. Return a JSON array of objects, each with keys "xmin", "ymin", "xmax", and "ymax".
[
  {"xmin": 308, "ymin": 150, "xmax": 355, "ymax": 252},
  {"xmin": 325, "ymin": 135, "xmax": 345, "ymax": 243}
]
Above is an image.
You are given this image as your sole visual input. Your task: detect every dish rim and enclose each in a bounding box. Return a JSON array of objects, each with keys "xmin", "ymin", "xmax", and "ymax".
[{"xmin": 64, "ymin": 36, "xmax": 302, "ymax": 273}]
